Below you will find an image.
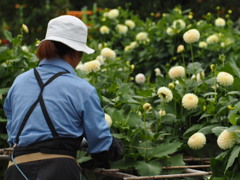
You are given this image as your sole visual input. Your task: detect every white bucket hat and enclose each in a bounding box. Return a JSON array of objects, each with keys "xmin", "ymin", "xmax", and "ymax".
[{"xmin": 40, "ymin": 15, "xmax": 94, "ymax": 54}]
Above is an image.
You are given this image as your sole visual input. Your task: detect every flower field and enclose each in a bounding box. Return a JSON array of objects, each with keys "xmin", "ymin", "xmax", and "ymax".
[{"xmin": 1, "ymin": 5, "xmax": 240, "ymax": 179}]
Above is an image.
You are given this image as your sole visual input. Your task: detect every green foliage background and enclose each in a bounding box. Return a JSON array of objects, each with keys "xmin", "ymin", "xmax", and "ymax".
[{"xmin": 1, "ymin": 1, "xmax": 240, "ymax": 179}]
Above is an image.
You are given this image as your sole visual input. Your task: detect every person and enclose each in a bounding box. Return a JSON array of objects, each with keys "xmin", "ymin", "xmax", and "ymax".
[{"xmin": 4, "ymin": 15, "xmax": 123, "ymax": 180}]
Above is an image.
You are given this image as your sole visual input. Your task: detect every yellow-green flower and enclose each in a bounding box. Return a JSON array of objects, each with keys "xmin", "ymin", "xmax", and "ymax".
[
  {"xmin": 182, "ymin": 93, "xmax": 199, "ymax": 110},
  {"xmin": 188, "ymin": 132, "xmax": 206, "ymax": 150},
  {"xmin": 143, "ymin": 103, "xmax": 152, "ymax": 112},
  {"xmin": 217, "ymin": 130, "xmax": 237, "ymax": 150},
  {"xmin": 216, "ymin": 72, "xmax": 234, "ymax": 86},
  {"xmin": 183, "ymin": 29, "xmax": 200, "ymax": 44},
  {"xmin": 157, "ymin": 87, "xmax": 173, "ymax": 102},
  {"xmin": 22, "ymin": 24, "xmax": 29, "ymax": 33}
]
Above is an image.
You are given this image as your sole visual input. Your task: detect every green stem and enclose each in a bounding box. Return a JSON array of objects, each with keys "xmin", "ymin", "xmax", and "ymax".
[
  {"xmin": 190, "ymin": 44, "xmax": 194, "ymax": 64},
  {"xmin": 143, "ymin": 112, "xmax": 148, "ymax": 161},
  {"xmin": 181, "ymin": 53, "xmax": 185, "ymax": 69},
  {"xmin": 190, "ymin": 44, "xmax": 196, "ymax": 74}
]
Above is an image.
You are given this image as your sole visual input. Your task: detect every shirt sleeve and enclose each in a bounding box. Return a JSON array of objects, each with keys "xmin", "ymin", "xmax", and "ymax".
[
  {"xmin": 4, "ymin": 89, "xmax": 13, "ymax": 147},
  {"xmin": 82, "ymin": 89, "xmax": 113, "ymax": 154}
]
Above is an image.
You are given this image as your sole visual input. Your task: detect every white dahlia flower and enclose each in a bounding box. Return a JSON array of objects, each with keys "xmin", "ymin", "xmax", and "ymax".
[
  {"xmin": 215, "ymin": 17, "xmax": 226, "ymax": 27},
  {"xmin": 124, "ymin": 45, "xmax": 131, "ymax": 52},
  {"xmin": 104, "ymin": 113, "xmax": 112, "ymax": 127},
  {"xmin": 135, "ymin": 73, "xmax": 146, "ymax": 84},
  {"xmin": 168, "ymin": 66, "xmax": 185, "ymax": 79},
  {"xmin": 172, "ymin": 19, "xmax": 186, "ymax": 30},
  {"xmin": 157, "ymin": 87, "xmax": 173, "ymax": 102},
  {"xmin": 216, "ymin": 72, "xmax": 234, "ymax": 86},
  {"xmin": 168, "ymin": 83, "xmax": 175, "ymax": 89},
  {"xmin": 206, "ymin": 34, "xmax": 219, "ymax": 44},
  {"xmin": 96, "ymin": 55, "xmax": 105, "ymax": 65},
  {"xmin": 188, "ymin": 132, "xmax": 206, "ymax": 150},
  {"xmin": 125, "ymin": 20, "xmax": 135, "ymax": 29},
  {"xmin": 217, "ymin": 130, "xmax": 237, "ymax": 150},
  {"xmin": 154, "ymin": 68, "xmax": 162, "ymax": 76},
  {"xmin": 22, "ymin": 24, "xmax": 29, "ymax": 33},
  {"xmin": 83, "ymin": 60, "xmax": 101, "ymax": 73},
  {"xmin": 129, "ymin": 41, "xmax": 138, "ymax": 49},
  {"xmin": 198, "ymin": 41, "xmax": 208, "ymax": 48},
  {"xmin": 183, "ymin": 29, "xmax": 200, "ymax": 44},
  {"xmin": 76, "ymin": 62, "xmax": 85, "ymax": 71},
  {"xmin": 21, "ymin": 45, "xmax": 29, "ymax": 52},
  {"xmin": 107, "ymin": 9, "xmax": 119, "ymax": 19},
  {"xmin": 166, "ymin": 27, "xmax": 175, "ymax": 36},
  {"xmin": 100, "ymin": 47, "xmax": 116, "ymax": 60},
  {"xmin": 136, "ymin": 32, "xmax": 148, "ymax": 41},
  {"xmin": 177, "ymin": 45, "xmax": 184, "ymax": 53},
  {"xmin": 182, "ymin": 93, "xmax": 199, "ymax": 110},
  {"xmin": 159, "ymin": 110, "xmax": 166, "ymax": 117},
  {"xmin": 116, "ymin": 24, "xmax": 128, "ymax": 34},
  {"xmin": 100, "ymin": 25, "xmax": 110, "ymax": 34},
  {"xmin": 191, "ymin": 72, "xmax": 204, "ymax": 82},
  {"xmin": 143, "ymin": 103, "xmax": 152, "ymax": 111}
]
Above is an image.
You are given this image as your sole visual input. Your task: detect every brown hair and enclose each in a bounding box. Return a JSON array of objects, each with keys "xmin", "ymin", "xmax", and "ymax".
[{"xmin": 36, "ymin": 40, "xmax": 75, "ymax": 60}]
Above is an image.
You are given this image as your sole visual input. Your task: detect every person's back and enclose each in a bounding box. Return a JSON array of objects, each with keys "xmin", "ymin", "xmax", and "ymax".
[{"xmin": 4, "ymin": 15, "xmax": 123, "ymax": 180}]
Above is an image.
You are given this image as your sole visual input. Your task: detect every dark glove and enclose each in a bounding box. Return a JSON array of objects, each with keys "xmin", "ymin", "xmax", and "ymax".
[
  {"xmin": 108, "ymin": 137, "xmax": 123, "ymax": 161},
  {"xmin": 90, "ymin": 137, "xmax": 123, "ymax": 168}
]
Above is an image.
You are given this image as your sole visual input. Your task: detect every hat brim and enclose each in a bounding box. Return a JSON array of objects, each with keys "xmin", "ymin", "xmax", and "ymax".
[{"xmin": 38, "ymin": 36, "xmax": 95, "ymax": 54}]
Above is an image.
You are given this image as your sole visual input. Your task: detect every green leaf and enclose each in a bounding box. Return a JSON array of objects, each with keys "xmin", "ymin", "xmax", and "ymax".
[
  {"xmin": 225, "ymin": 145, "xmax": 240, "ymax": 173},
  {"xmin": 229, "ymin": 115, "xmax": 240, "ymax": 125},
  {"xmin": 0, "ymin": 46, "xmax": 8, "ymax": 53},
  {"xmin": 101, "ymin": 96, "xmax": 114, "ymax": 105},
  {"xmin": 0, "ymin": 133, "xmax": 8, "ymax": 140},
  {"xmin": 227, "ymin": 125, "xmax": 240, "ymax": 132},
  {"xmin": 126, "ymin": 112, "xmax": 143, "ymax": 127},
  {"xmin": 76, "ymin": 151, "xmax": 92, "ymax": 163},
  {"xmin": 111, "ymin": 158, "xmax": 136, "ymax": 169},
  {"xmin": 227, "ymin": 91, "xmax": 240, "ymax": 96},
  {"xmin": 187, "ymin": 62, "xmax": 203, "ymax": 74},
  {"xmin": 229, "ymin": 59, "xmax": 240, "ymax": 78},
  {"xmin": 152, "ymin": 141, "xmax": 182, "ymax": 158},
  {"xmin": 202, "ymin": 92, "xmax": 218, "ymax": 97},
  {"xmin": 183, "ymin": 124, "xmax": 203, "ymax": 137},
  {"xmin": 0, "ymin": 87, "xmax": 9, "ymax": 94},
  {"xmin": 210, "ymin": 157, "xmax": 226, "ymax": 177},
  {"xmin": 161, "ymin": 113, "xmax": 177, "ymax": 125},
  {"xmin": 212, "ymin": 126, "xmax": 227, "ymax": 136},
  {"xmin": 135, "ymin": 160, "xmax": 162, "ymax": 176},
  {"xmin": 111, "ymin": 133, "xmax": 130, "ymax": 142},
  {"xmin": 110, "ymin": 109, "xmax": 126, "ymax": 124},
  {"xmin": 200, "ymin": 113, "xmax": 213, "ymax": 120},
  {"xmin": 3, "ymin": 30, "xmax": 13, "ymax": 42},
  {"xmin": 199, "ymin": 124, "xmax": 218, "ymax": 135},
  {"xmin": 169, "ymin": 154, "xmax": 185, "ymax": 166},
  {"xmin": 0, "ymin": 118, "xmax": 7, "ymax": 123}
]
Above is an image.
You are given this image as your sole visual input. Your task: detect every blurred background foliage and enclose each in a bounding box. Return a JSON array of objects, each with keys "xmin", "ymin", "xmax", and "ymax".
[
  {"xmin": 1, "ymin": 0, "xmax": 240, "ymax": 44},
  {"xmin": 1, "ymin": 0, "xmax": 240, "ymax": 178}
]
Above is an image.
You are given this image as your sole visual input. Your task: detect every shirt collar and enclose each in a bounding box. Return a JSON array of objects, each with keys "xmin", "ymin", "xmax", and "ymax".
[{"xmin": 39, "ymin": 58, "xmax": 76, "ymax": 75}]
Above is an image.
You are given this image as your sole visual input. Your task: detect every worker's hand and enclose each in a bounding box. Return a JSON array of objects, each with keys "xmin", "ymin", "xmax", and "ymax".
[{"xmin": 109, "ymin": 137, "xmax": 123, "ymax": 161}]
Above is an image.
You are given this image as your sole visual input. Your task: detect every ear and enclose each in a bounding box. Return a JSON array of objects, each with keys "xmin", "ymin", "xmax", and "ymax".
[{"xmin": 72, "ymin": 51, "xmax": 83, "ymax": 59}]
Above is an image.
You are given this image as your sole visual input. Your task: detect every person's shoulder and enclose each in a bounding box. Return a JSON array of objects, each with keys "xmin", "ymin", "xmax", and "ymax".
[
  {"xmin": 14, "ymin": 69, "xmax": 34, "ymax": 83},
  {"xmin": 63, "ymin": 74, "xmax": 95, "ymax": 92}
]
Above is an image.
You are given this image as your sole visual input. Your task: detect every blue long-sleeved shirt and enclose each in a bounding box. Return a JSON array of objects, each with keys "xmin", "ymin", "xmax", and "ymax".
[{"xmin": 4, "ymin": 58, "xmax": 112, "ymax": 153}]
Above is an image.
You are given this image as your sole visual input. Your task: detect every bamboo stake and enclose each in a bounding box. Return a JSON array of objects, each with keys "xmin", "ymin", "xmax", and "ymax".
[
  {"xmin": 123, "ymin": 171, "xmax": 212, "ymax": 180},
  {"xmin": 183, "ymin": 157, "xmax": 210, "ymax": 161},
  {"xmin": 163, "ymin": 165, "xmax": 210, "ymax": 169},
  {"xmin": 83, "ymin": 168, "xmax": 137, "ymax": 179}
]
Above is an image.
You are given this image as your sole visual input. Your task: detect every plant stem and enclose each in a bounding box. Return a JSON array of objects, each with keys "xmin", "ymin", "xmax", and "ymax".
[
  {"xmin": 190, "ymin": 44, "xmax": 194, "ymax": 64},
  {"xmin": 143, "ymin": 112, "xmax": 148, "ymax": 161},
  {"xmin": 182, "ymin": 53, "xmax": 185, "ymax": 68},
  {"xmin": 190, "ymin": 44, "xmax": 196, "ymax": 74}
]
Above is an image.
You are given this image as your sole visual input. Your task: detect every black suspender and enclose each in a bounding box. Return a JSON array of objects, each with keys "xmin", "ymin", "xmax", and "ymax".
[{"xmin": 15, "ymin": 68, "xmax": 68, "ymax": 145}]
